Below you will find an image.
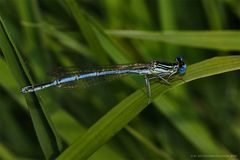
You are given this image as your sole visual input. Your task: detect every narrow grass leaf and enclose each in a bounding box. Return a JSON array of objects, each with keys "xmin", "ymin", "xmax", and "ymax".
[
  {"xmin": 14, "ymin": 0, "xmax": 48, "ymax": 78},
  {"xmin": 84, "ymin": 8, "xmax": 134, "ymax": 63},
  {"xmin": 65, "ymin": 0, "xmax": 132, "ymax": 64},
  {"xmin": 64, "ymin": 0, "xmax": 109, "ymax": 63},
  {"xmin": 0, "ymin": 16, "xmax": 62, "ymax": 159},
  {"xmin": 0, "ymin": 58, "xmax": 26, "ymax": 107},
  {"xmin": 57, "ymin": 55, "xmax": 240, "ymax": 159},
  {"xmin": 51, "ymin": 108, "xmax": 127, "ymax": 160},
  {"xmin": 154, "ymin": 96, "xmax": 230, "ymax": 155},
  {"xmin": 157, "ymin": 0, "xmax": 180, "ymax": 60},
  {"xmin": 0, "ymin": 100, "xmax": 34, "ymax": 156},
  {"xmin": 108, "ymin": 30, "xmax": 240, "ymax": 51},
  {"xmin": 202, "ymin": 0, "xmax": 225, "ymax": 29},
  {"xmin": 158, "ymin": 0, "xmax": 177, "ymax": 30},
  {"xmin": 125, "ymin": 126, "xmax": 172, "ymax": 160},
  {"xmin": 0, "ymin": 143, "xmax": 19, "ymax": 160},
  {"xmin": 45, "ymin": 28, "xmax": 93, "ymax": 59}
]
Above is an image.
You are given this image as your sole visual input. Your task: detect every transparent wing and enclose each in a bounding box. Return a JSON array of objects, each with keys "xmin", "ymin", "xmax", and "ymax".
[
  {"xmin": 49, "ymin": 63, "xmax": 148, "ymax": 77},
  {"xmin": 50, "ymin": 63, "xmax": 149, "ymax": 89},
  {"xmin": 57, "ymin": 74, "xmax": 126, "ymax": 89}
]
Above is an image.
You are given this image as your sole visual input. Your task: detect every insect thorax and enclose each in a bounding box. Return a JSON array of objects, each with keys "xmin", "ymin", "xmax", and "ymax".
[{"xmin": 150, "ymin": 60, "xmax": 178, "ymax": 75}]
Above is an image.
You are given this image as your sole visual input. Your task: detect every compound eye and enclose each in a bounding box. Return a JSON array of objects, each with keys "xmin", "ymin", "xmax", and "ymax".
[
  {"xmin": 176, "ymin": 56, "xmax": 183, "ymax": 63},
  {"xmin": 179, "ymin": 64, "xmax": 186, "ymax": 75}
]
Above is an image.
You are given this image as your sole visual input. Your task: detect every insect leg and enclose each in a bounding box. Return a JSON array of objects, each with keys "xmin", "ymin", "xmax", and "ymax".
[
  {"xmin": 145, "ymin": 75, "xmax": 151, "ymax": 103},
  {"xmin": 167, "ymin": 72, "xmax": 175, "ymax": 80},
  {"xmin": 157, "ymin": 74, "xmax": 171, "ymax": 85}
]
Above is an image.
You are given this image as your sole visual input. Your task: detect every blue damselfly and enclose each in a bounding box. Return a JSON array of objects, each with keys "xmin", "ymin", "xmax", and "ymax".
[{"xmin": 21, "ymin": 56, "xmax": 186, "ymax": 101}]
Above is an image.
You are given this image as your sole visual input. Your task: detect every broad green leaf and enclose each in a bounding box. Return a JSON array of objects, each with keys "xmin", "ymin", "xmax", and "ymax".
[
  {"xmin": 108, "ymin": 30, "xmax": 240, "ymax": 51},
  {"xmin": 57, "ymin": 55, "xmax": 240, "ymax": 159}
]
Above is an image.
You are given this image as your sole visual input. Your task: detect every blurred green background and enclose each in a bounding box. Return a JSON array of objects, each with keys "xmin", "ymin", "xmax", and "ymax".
[{"xmin": 0, "ymin": 0, "xmax": 240, "ymax": 159}]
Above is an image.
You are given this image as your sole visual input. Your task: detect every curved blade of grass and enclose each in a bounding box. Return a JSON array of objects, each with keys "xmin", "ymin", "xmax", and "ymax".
[
  {"xmin": 202, "ymin": 0, "xmax": 225, "ymax": 29},
  {"xmin": 154, "ymin": 95, "xmax": 228, "ymax": 155},
  {"xmin": 64, "ymin": 0, "xmax": 139, "ymax": 89},
  {"xmin": 158, "ymin": 0, "xmax": 176, "ymax": 30},
  {"xmin": 0, "ymin": 99, "xmax": 35, "ymax": 155},
  {"xmin": 223, "ymin": 0, "xmax": 240, "ymax": 19},
  {"xmin": 57, "ymin": 55, "xmax": 240, "ymax": 159},
  {"xmin": 107, "ymin": 30, "xmax": 240, "ymax": 51},
  {"xmin": 0, "ymin": 143, "xmax": 19, "ymax": 160},
  {"xmin": 64, "ymin": 0, "xmax": 132, "ymax": 64},
  {"xmin": 45, "ymin": 28, "xmax": 94, "ymax": 59},
  {"xmin": 0, "ymin": 16, "xmax": 62, "ymax": 159},
  {"xmin": 158, "ymin": 0, "xmax": 180, "ymax": 60},
  {"xmin": 0, "ymin": 58, "xmax": 26, "ymax": 107},
  {"xmin": 125, "ymin": 126, "xmax": 172, "ymax": 160},
  {"xmin": 51, "ymin": 110, "xmax": 127, "ymax": 160},
  {"xmin": 64, "ymin": 0, "xmax": 109, "ymax": 64},
  {"xmin": 14, "ymin": 0, "xmax": 49, "ymax": 79}
]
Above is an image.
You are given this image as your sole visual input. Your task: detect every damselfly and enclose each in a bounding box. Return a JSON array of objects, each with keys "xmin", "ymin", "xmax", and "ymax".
[{"xmin": 21, "ymin": 56, "xmax": 186, "ymax": 102}]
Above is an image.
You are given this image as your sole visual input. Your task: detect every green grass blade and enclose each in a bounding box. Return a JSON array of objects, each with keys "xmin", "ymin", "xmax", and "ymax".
[
  {"xmin": 64, "ymin": 0, "xmax": 139, "ymax": 89},
  {"xmin": 158, "ymin": 0, "xmax": 176, "ymax": 30},
  {"xmin": 0, "ymin": 143, "xmax": 19, "ymax": 160},
  {"xmin": 0, "ymin": 58, "xmax": 26, "ymax": 107},
  {"xmin": 108, "ymin": 30, "xmax": 240, "ymax": 51},
  {"xmin": 0, "ymin": 16, "xmax": 62, "ymax": 159},
  {"xmin": 64, "ymin": 0, "xmax": 109, "ymax": 63},
  {"xmin": 56, "ymin": 55, "xmax": 240, "ymax": 159},
  {"xmin": 202, "ymin": 0, "xmax": 225, "ymax": 29},
  {"xmin": 65, "ymin": 0, "xmax": 132, "ymax": 64},
  {"xmin": 154, "ymin": 96, "xmax": 229, "ymax": 155},
  {"xmin": 51, "ymin": 107, "xmax": 127, "ymax": 160},
  {"xmin": 14, "ymin": 0, "xmax": 49, "ymax": 78},
  {"xmin": 157, "ymin": 0, "xmax": 180, "ymax": 60},
  {"xmin": 222, "ymin": 0, "xmax": 240, "ymax": 19},
  {"xmin": 44, "ymin": 28, "xmax": 93, "ymax": 59},
  {"xmin": 125, "ymin": 126, "xmax": 172, "ymax": 160},
  {"xmin": 0, "ymin": 100, "xmax": 34, "ymax": 156}
]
